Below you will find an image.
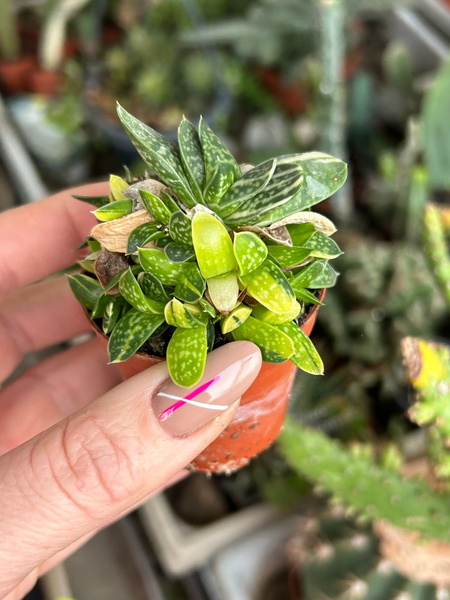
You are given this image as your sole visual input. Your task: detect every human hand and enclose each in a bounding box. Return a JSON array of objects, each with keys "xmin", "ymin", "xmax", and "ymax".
[{"xmin": 0, "ymin": 184, "xmax": 262, "ymax": 599}]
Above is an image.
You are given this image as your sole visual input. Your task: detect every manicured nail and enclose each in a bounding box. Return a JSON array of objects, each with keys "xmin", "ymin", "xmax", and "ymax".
[{"xmin": 153, "ymin": 341, "xmax": 262, "ymax": 436}]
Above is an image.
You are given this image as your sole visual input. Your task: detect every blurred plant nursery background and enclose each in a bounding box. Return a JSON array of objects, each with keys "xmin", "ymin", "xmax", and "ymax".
[{"xmin": 2, "ymin": 0, "xmax": 450, "ymax": 599}]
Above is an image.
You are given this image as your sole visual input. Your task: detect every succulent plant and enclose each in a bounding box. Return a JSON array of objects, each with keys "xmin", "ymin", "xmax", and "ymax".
[{"xmin": 69, "ymin": 105, "xmax": 346, "ymax": 387}]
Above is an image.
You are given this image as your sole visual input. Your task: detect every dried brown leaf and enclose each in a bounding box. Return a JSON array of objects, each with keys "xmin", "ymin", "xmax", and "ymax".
[{"xmin": 90, "ymin": 210, "xmax": 154, "ymax": 253}]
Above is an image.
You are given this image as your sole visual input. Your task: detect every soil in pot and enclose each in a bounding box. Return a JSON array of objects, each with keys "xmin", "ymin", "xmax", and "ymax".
[{"xmin": 0, "ymin": 55, "xmax": 34, "ymax": 94}]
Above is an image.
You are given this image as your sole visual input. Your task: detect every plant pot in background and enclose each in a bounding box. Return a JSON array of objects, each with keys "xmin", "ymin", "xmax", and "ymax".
[
  {"xmin": 30, "ymin": 69, "xmax": 62, "ymax": 96},
  {"xmin": 93, "ymin": 289, "xmax": 325, "ymax": 474},
  {"xmin": 0, "ymin": 55, "xmax": 34, "ymax": 94}
]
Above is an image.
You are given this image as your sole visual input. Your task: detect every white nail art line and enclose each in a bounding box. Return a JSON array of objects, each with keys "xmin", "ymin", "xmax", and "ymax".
[{"xmin": 158, "ymin": 392, "xmax": 228, "ymax": 411}]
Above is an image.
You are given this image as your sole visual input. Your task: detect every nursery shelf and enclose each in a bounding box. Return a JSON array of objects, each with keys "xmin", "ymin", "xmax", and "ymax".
[{"xmin": 0, "ymin": 94, "xmax": 48, "ymax": 203}]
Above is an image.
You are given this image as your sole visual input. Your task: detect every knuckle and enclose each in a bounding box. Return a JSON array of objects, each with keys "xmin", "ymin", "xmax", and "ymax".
[{"xmin": 49, "ymin": 415, "xmax": 142, "ymax": 513}]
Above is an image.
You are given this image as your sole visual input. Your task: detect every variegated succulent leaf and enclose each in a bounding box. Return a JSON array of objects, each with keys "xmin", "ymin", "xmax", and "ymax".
[
  {"xmin": 108, "ymin": 309, "xmax": 165, "ymax": 363},
  {"xmin": 109, "ymin": 175, "xmax": 129, "ymax": 201},
  {"xmin": 117, "ymin": 104, "xmax": 197, "ymax": 208},
  {"xmin": 207, "ymin": 272, "xmax": 240, "ymax": 314},
  {"xmin": 239, "ymin": 259, "xmax": 296, "ymax": 314},
  {"xmin": 139, "ymin": 248, "xmax": 187, "ymax": 286},
  {"xmin": 233, "ymin": 231, "xmax": 268, "ymax": 276},
  {"xmin": 93, "ymin": 199, "xmax": 132, "ymax": 222},
  {"xmin": 167, "ymin": 325, "xmax": 208, "ymax": 387},
  {"xmin": 192, "ymin": 212, "xmax": 237, "ymax": 279},
  {"xmin": 225, "ymin": 161, "xmax": 304, "ymax": 227},
  {"xmin": 138, "ymin": 272, "xmax": 171, "ymax": 303},
  {"xmin": 232, "ymin": 316, "xmax": 294, "ymax": 363},
  {"xmin": 68, "ymin": 274, "xmax": 103, "ymax": 311},
  {"xmin": 164, "ymin": 298, "xmax": 205, "ymax": 328},
  {"xmin": 169, "ymin": 211, "xmax": 193, "ymax": 246},
  {"xmin": 164, "ymin": 241, "xmax": 195, "ymax": 263},
  {"xmin": 221, "ymin": 305, "xmax": 252, "ymax": 334},
  {"xmin": 199, "ymin": 116, "xmax": 241, "ymax": 206},
  {"xmin": 256, "ymin": 152, "xmax": 347, "ymax": 226},
  {"xmin": 178, "ymin": 117, "xmax": 206, "ymax": 203},
  {"xmin": 139, "ymin": 190, "xmax": 172, "ymax": 224},
  {"xmin": 276, "ymin": 321, "xmax": 324, "ymax": 375},
  {"xmin": 291, "ymin": 260, "xmax": 339, "ymax": 290},
  {"xmin": 217, "ymin": 159, "xmax": 277, "ymax": 218},
  {"xmin": 126, "ymin": 222, "xmax": 165, "ymax": 255},
  {"xmin": 174, "ymin": 263, "xmax": 205, "ymax": 303},
  {"xmin": 119, "ymin": 268, "xmax": 165, "ymax": 314},
  {"xmin": 267, "ymin": 246, "xmax": 312, "ymax": 269}
]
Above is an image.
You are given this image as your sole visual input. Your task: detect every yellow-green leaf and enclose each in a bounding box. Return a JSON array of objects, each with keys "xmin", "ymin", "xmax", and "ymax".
[
  {"xmin": 139, "ymin": 248, "xmax": 186, "ymax": 285},
  {"xmin": 119, "ymin": 268, "xmax": 165, "ymax": 313},
  {"xmin": 276, "ymin": 321, "xmax": 324, "ymax": 374},
  {"xmin": 175, "ymin": 263, "xmax": 206, "ymax": 302},
  {"xmin": 93, "ymin": 200, "xmax": 132, "ymax": 222},
  {"xmin": 232, "ymin": 316, "xmax": 294, "ymax": 363},
  {"xmin": 207, "ymin": 272, "xmax": 239, "ymax": 313},
  {"xmin": 239, "ymin": 259, "xmax": 295, "ymax": 314},
  {"xmin": 164, "ymin": 298, "xmax": 204, "ymax": 328},
  {"xmin": 192, "ymin": 212, "xmax": 237, "ymax": 278},
  {"xmin": 221, "ymin": 305, "xmax": 252, "ymax": 334},
  {"xmin": 267, "ymin": 246, "xmax": 312, "ymax": 269},
  {"xmin": 252, "ymin": 302, "xmax": 301, "ymax": 324},
  {"xmin": 110, "ymin": 174, "xmax": 129, "ymax": 201},
  {"xmin": 233, "ymin": 231, "xmax": 268, "ymax": 276},
  {"xmin": 167, "ymin": 326, "xmax": 208, "ymax": 387},
  {"xmin": 139, "ymin": 190, "xmax": 172, "ymax": 224}
]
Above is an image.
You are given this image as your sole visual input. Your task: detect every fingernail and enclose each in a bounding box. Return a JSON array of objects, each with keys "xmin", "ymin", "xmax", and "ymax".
[{"xmin": 153, "ymin": 341, "xmax": 262, "ymax": 437}]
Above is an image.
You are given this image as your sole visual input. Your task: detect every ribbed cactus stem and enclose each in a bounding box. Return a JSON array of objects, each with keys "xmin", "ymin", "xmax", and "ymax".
[
  {"xmin": 423, "ymin": 204, "xmax": 450, "ymax": 306},
  {"xmin": 278, "ymin": 417, "xmax": 450, "ymax": 542}
]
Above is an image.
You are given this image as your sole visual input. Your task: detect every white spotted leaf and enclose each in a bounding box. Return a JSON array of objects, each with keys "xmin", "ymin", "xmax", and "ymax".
[
  {"xmin": 233, "ymin": 232, "xmax": 268, "ymax": 276},
  {"xmin": 139, "ymin": 190, "xmax": 172, "ymax": 224},
  {"xmin": 119, "ymin": 268, "xmax": 165, "ymax": 314},
  {"xmin": 239, "ymin": 259, "xmax": 296, "ymax": 314},
  {"xmin": 178, "ymin": 117, "xmax": 205, "ymax": 203},
  {"xmin": 108, "ymin": 309, "xmax": 165, "ymax": 362},
  {"xmin": 232, "ymin": 317, "xmax": 294, "ymax": 363},
  {"xmin": 167, "ymin": 326, "xmax": 208, "ymax": 387},
  {"xmin": 175, "ymin": 263, "xmax": 206, "ymax": 302},
  {"xmin": 276, "ymin": 321, "xmax": 324, "ymax": 375},
  {"xmin": 139, "ymin": 248, "xmax": 187, "ymax": 285}
]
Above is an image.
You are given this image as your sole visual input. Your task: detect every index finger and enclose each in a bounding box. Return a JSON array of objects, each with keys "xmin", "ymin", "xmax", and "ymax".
[{"xmin": 0, "ymin": 182, "xmax": 109, "ymax": 299}]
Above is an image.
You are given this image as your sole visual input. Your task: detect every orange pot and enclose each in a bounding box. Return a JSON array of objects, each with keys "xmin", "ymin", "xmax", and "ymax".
[
  {"xmin": 0, "ymin": 55, "xmax": 34, "ymax": 94},
  {"xmin": 29, "ymin": 69, "xmax": 62, "ymax": 96},
  {"xmin": 93, "ymin": 289, "xmax": 325, "ymax": 474}
]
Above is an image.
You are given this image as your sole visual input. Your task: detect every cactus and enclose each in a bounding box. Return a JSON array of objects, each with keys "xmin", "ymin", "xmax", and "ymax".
[
  {"xmin": 423, "ymin": 204, "xmax": 450, "ymax": 307},
  {"xmin": 293, "ymin": 513, "xmax": 449, "ymax": 599},
  {"xmin": 278, "ymin": 417, "xmax": 450, "ymax": 543}
]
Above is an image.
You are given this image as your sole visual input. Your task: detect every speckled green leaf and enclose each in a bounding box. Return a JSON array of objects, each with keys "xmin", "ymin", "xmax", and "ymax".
[
  {"xmin": 192, "ymin": 212, "xmax": 237, "ymax": 278},
  {"xmin": 292, "ymin": 260, "xmax": 338, "ymax": 290},
  {"xmin": 104, "ymin": 265, "xmax": 141, "ymax": 292},
  {"xmin": 169, "ymin": 211, "xmax": 193, "ymax": 246},
  {"xmin": 91, "ymin": 293, "xmax": 111, "ymax": 319},
  {"xmin": 138, "ymin": 272, "xmax": 171, "ymax": 302},
  {"xmin": 218, "ymin": 159, "xmax": 276, "ymax": 218},
  {"xmin": 207, "ymin": 272, "xmax": 239, "ymax": 313},
  {"xmin": 233, "ymin": 232, "xmax": 268, "ymax": 276},
  {"xmin": 117, "ymin": 104, "xmax": 197, "ymax": 208},
  {"xmin": 93, "ymin": 199, "xmax": 132, "ymax": 222},
  {"xmin": 68, "ymin": 274, "xmax": 103, "ymax": 310},
  {"xmin": 285, "ymin": 223, "xmax": 316, "ymax": 246},
  {"xmin": 199, "ymin": 117, "xmax": 241, "ymax": 206},
  {"xmin": 294, "ymin": 287, "xmax": 323, "ymax": 305},
  {"xmin": 108, "ymin": 309, "xmax": 165, "ymax": 362},
  {"xmin": 199, "ymin": 297, "xmax": 217, "ymax": 318},
  {"xmin": 72, "ymin": 194, "xmax": 109, "ymax": 209},
  {"xmin": 239, "ymin": 259, "xmax": 295, "ymax": 314},
  {"xmin": 164, "ymin": 298, "xmax": 204, "ymax": 328},
  {"xmin": 225, "ymin": 161, "xmax": 304, "ymax": 226},
  {"xmin": 232, "ymin": 317, "xmax": 294, "ymax": 363},
  {"xmin": 304, "ymin": 231, "xmax": 342, "ymax": 259},
  {"xmin": 161, "ymin": 191, "xmax": 179, "ymax": 213},
  {"xmin": 276, "ymin": 321, "xmax": 323, "ymax": 374},
  {"xmin": 139, "ymin": 190, "xmax": 172, "ymax": 224},
  {"xmin": 252, "ymin": 302, "xmax": 301, "ymax": 324},
  {"xmin": 167, "ymin": 326, "xmax": 208, "ymax": 387},
  {"xmin": 221, "ymin": 305, "xmax": 252, "ymax": 334},
  {"xmin": 256, "ymin": 153, "xmax": 347, "ymax": 226},
  {"xmin": 175, "ymin": 263, "xmax": 205, "ymax": 302},
  {"xmin": 267, "ymin": 246, "xmax": 312, "ymax": 269},
  {"xmin": 178, "ymin": 117, "xmax": 205, "ymax": 203},
  {"xmin": 164, "ymin": 242, "xmax": 195, "ymax": 263},
  {"xmin": 102, "ymin": 296, "xmax": 128, "ymax": 334},
  {"xmin": 119, "ymin": 268, "xmax": 165, "ymax": 313},
  {"xmin": 110, "ymin": 174, "xmax": 129, "ymax": 201},
  {"xmin": 139, "ymin": 248, "xmax": 187, "ymax": 285},
  {"xmin": 126, "ymin": 222, "xmax": 165, "ymax": 255}
]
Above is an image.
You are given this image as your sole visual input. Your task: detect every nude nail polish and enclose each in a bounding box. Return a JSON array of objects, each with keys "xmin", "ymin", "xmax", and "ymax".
[{"xmin": 153, "ymin": 341, "xmax": 262, "ymax": 436}]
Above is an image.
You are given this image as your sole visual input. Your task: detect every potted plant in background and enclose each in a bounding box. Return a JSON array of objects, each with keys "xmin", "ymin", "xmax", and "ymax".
[
  {"xmin": 0, "ymin": 0, "xmax": 34, "ymax": 94},
  {"xmin": 30, "ymin": 0, "xmax": 89, "ymax": 96},
  {"xmin": 69, "ymin": 103, "xmax": 346, "ymax": 473}
]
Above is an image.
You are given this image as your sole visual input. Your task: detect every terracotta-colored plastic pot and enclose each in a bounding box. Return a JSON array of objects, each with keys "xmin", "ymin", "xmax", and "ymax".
[
  {"xmin": 0, "ymin": 55, "xmax": 34, "ymax": 94},
  {"xmin": 93, "ymin": 289, "xmax": 325, "ymax": 474},
  {"xmin": 29, "ymin": 69, "xmax": 62, "ymax": 96}
]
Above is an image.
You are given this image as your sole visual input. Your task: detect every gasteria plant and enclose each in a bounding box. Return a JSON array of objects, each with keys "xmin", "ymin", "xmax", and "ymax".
[{"xmin": 69, "ymin": 104, "xmax": 346, "ymax": 387}]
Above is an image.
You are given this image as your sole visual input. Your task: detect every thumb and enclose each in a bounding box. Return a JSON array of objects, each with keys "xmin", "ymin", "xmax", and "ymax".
[{"xmin": 0, "ymin": 341, "xmax": 261, "ymax": 597}]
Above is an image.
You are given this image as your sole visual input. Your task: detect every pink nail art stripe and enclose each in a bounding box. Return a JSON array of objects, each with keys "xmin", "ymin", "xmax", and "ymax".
[{"xmin": 158, "ymin": 375, "xmax": 221, "ymax": 421}]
